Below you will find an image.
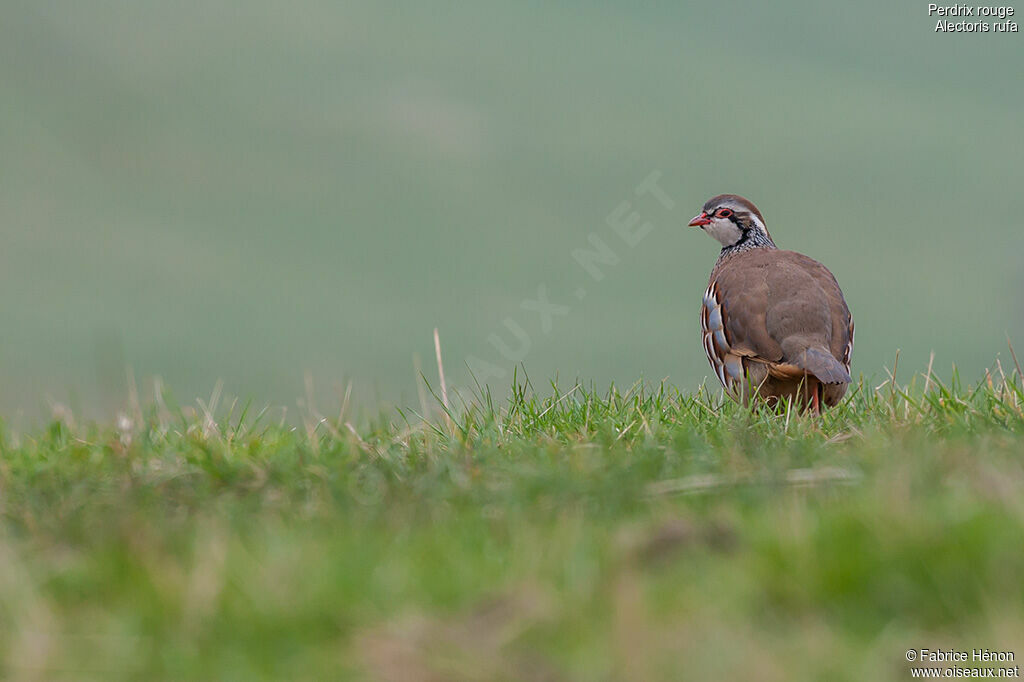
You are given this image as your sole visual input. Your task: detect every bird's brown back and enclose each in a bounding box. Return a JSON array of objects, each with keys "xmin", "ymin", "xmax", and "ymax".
[{"xmin": 709, "ymin": 249, "xmax": 852, "ymax": 367}]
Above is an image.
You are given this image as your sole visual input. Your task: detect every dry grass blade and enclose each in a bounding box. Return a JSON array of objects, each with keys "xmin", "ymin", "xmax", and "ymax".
[
  {"xmin": 645, "ymin": 466, "xmax": 861, "ymax": 497},
  {"xmin": 434, "ymin": 328, "xmax": 451, "ymax": 428}
]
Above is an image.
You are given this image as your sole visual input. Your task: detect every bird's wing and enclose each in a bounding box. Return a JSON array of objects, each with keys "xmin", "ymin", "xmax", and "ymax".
[
  {"xmin": 779, "ymin": 251, "xmax": 854, "ymax": 372},
  {"xmin": 700, "ymin": 276, "xmax": 785, "ymax": 394}
]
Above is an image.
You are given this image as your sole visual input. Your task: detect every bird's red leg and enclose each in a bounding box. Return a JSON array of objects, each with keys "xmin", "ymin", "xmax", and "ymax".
[{"xmin": 811, "ymin": 383, "xmax": 821, "ymax": 415}]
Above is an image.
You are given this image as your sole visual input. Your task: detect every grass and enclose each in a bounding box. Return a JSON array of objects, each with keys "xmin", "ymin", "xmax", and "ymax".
[{"xmin": 0, "ymin": 362, "xmax": 1023, "ymax": 681}]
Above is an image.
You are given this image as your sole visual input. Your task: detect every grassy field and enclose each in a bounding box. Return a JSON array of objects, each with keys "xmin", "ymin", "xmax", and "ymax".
[
  {"xmin": 4, "ymin": 6, "xmax": 1022, "ymax": 678},
  {"xmin": 1, "ymin": 361, "xmax": 1022, "ymax": 681}
]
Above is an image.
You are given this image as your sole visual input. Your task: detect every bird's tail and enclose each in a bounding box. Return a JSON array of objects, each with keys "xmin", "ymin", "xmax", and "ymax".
[{"xmin": 796, "ymin": 347, "xmax": 851, "ymax": 385}]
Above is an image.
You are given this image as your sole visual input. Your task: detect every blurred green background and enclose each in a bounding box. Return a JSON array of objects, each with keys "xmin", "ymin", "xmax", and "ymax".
[{"xmin": 1, "ymin": 1, "xmax": 1022, "ymax": 417}]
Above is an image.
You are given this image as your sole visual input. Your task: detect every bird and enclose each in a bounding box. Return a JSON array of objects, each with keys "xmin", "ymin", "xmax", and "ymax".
[{"xmin": 687, "ymin": 194, "xmax": 854, "ymax": 412}]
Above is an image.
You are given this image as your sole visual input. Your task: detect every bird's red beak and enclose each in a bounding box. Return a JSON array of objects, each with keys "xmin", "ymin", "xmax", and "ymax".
[{"xmin": 688, "ymin": 212, "xmax": 711, "ymax": 227}]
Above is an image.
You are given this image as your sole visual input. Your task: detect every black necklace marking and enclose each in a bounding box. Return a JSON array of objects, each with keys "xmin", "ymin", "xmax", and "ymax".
[{"xmin": 716, "ymin": 215, "xmax": 776, "ymax": 260}]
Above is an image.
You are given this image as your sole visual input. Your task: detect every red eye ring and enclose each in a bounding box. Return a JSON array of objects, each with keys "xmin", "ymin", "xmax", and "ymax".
[{"xmin": 715, "ymin": 208, "xmax": 733, "ymax": 219}]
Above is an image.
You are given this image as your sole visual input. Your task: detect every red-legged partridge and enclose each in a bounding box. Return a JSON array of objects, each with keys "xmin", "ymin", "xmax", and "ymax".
[{"xmin": 688, "ymin": 194, "xmax": 854, "ymax": 412}]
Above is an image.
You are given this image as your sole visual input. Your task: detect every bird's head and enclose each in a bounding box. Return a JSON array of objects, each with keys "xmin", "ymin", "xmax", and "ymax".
[{"xmin": 688, "ymin": 194, "xmax": 774, "ymax": 248}]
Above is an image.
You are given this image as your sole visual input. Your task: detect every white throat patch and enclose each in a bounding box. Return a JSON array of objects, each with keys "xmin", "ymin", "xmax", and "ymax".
[{"xmin": 704, "ymin": 218, "xmax": 743, "ymax": 247}]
